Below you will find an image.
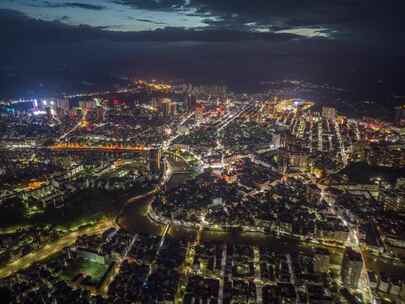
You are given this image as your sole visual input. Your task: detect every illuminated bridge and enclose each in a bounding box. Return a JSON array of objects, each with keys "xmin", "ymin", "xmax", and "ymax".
[{"xmin": 50, "ymin": 143, "xmax": 155, "ymax": 152}]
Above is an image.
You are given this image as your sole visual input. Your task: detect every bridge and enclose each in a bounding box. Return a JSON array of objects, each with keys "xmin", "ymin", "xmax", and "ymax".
[{"xmin": 50, "ymin": 143, "xmax": 155, "ymax": 152}]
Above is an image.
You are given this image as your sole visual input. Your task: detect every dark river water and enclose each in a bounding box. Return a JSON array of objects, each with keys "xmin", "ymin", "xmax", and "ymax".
[
  {"xmin": 118, "ymin": 173, "xmax": 405, "ymax": 276},
  {"xmin": 118, "ymin": 173, "xmax": 343, "ymax": 265}
]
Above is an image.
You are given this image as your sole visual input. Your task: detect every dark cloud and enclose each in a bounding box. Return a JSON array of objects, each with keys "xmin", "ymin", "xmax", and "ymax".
[
  {"xmin": 129, "ymin": 17, "xmax": 166, "ymax": 25},
  {"xmin": 112, "ymin": 0, "xmax": 189, "ymax": 11},
  {"xmin": 0, "ymin": 9, "xmax": 104, "ymax": 45},
  {"xmin": 36, "ymin": 1, "xmax": 106, "ymax": 10},
  {"xmin": 111, "ymin": 0, "xmax": 405, "ymax": 45},
  {"xmin": 0, "ymin": 9, "xmax": 300, "ymax": 44}
]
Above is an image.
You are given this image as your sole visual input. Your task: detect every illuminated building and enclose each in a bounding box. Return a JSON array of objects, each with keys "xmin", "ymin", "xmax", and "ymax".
[
  {"xmin": 149, "ymin": 148, "xmax": 161, "ymax": 175},
  {"xmin": 322, "ymin": 107, "xmax": 336, "ymax": 121},
  {"xmin": 288, "ymin": 152, "xmax": 311, "ymax": 170},
  {"xmin": 381, "ymin": 190, "xmax": 405, "ymax": 212},
  {"xmin": 394, "ymin": 105, "xmax": 405, "ymax": 127},
  {"xmin": 56, "ymin": 98, "xmax": 69, "ymax": 110},
  {"xmin": 96, "ymin": 106, "xmax": 105, "ymax": 123},
  {"xmin": 160, "ymin": 98, "xmax": 171, "ymax": 117},
  {"xmin": 341, "ymin": 247, "xmax": 363, "ymax": 289},
  {"xmin": 170, "ymin": 102, "xmax": 177, "ymax": 115},
  {"xmin": 45, "ymin": 106, "xmax": 52, "ymax": 121},
  {"xmin": 351, "ymin": 142, "xmax": 367, "ymax": 162},
  {"xmin": 264, "ymin": 102, "xmax": 275, "ymax": 116},
  {"xmin": 79, "ymin": 100, "xmax": 97, "ymax": 110},
  {"xmin": 54, "ymin": 98, "xmax": 70, "ymax": 119},
  {"xmin": 186, "ymin": 94, "xmax": 197, "ymax": 112},
  {"xmin": 158, "ymin": 98, "xmax": 176, "ymax": 117},
  {"xmin": 195, "ymin": 102, "xmax": 204, "ymax": 123},
  {"xmin": 151, "ymin": 97, "xmax": 159, "ymax": 110}
]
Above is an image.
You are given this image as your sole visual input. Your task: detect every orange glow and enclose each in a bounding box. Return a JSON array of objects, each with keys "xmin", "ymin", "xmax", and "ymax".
[
  {"xmin": 23, "ymin": 180, "xmax": 46, "ymax": 191},
  {"xmin": 136, "ymin": 80, "xmax": 172, "ymax": 92}
]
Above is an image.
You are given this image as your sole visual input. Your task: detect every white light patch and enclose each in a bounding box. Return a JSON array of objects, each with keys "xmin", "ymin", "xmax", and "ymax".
[{"xmin": 276, "ymin": 27, "xmax": 331, "ymax": 38}]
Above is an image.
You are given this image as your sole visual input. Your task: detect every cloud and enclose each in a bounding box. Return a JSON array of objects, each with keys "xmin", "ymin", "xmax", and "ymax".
[
  {"xmin": 128, "ymin": 17, "xmax": 167, "ymax": 25},
  {"xmin": 1, "ymin": 8, "xmax": 405, "ymax": 100},
  {"xmin": 0, "ymin": 9, "xmax": 301, "ymax": 45},
  {"xmin": 59, "ymin": 15, "xmax": 71, "ymax": 21},
  {"xmin": 0, "ymin": 9, "xmax": 104, "ymax": 45},
  {"xmin": 112, "ymin": 0, "xmax": 189, "ymax": 11},
  {"xmin": 37, "ymin": 1, "xmax": 106, "ymax": 10},
  {"xmin": 110, "ymin": 0, "xmax": 405, "ymax": 43},
  {"xmin": 1, "ymin": 2, "xmax": 404, "ymax": 52}
]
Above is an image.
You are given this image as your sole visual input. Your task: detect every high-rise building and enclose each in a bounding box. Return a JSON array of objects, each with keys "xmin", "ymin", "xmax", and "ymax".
[
  {"xmin": 322, "ymin": 107, "xmax": 336, "ymax": 121},
  {"xmin": 45, "ymin": 106, "xmax": 52, "ymax": 121},
  {"xmin": 195, "ymin": 102, "xmax": 204, "ymax": 123},
  {"xmin": 58, "ymin": 98, "xmax": 70, "ymax": 109},
  {"xmin": 151, "ymin": 97, "xmax": 159, "ymax": 110},
  {"xmin": 160, "ymin": 98, "xmax": 171, "ymax": 117},
  {"xmin": 149, "ymin": 149, "xmax": 161, "ymax": 175},
  {"xmin": 46, "ymin": 98, "xmax": 69, "ymax": 120},
  {"xmin": 96, "ymin": 106, "xmax": 105, "ymax": 123},
  {"xmin": 186, "ymin": 94, "xmax": 197, "ymax": 112},
  {"xmin": 341, "ymin": 247, "xmax": 363, "ymax": 289},
  {"xmin": 170, "ymin": 102, "xmax": 177, "ymax": 115},
  {"xmin": 394, "ymin": 105, "xmax": 405, "ymax": 127},
  {"xmin": 79, "ymin": 100, "xmax": 97, "ymax": 111}
]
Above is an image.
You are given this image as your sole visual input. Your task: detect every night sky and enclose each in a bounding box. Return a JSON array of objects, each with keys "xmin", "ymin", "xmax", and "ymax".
[{"xmin": 1, "ymin": 0, "xmax": 405, "ymax": 97}]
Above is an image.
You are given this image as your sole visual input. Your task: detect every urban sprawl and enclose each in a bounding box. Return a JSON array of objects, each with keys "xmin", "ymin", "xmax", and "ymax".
[{"xmin": 0, "ymin": 80, "xmax": 405, "ymax": 304}]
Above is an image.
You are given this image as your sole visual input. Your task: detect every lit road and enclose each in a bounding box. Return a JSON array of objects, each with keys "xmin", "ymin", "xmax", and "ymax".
[
  {"xmin": 216, "ymin": 104, "xmax": 252, "ymax": 132},
  {"xmin": 162, "ymin": 111, "xmax": 195, "ymax": 150},
  {"xmin": 318, "ymin": 184, "xmax": 374, "ymax": 303},
  {"xmin": 0, "ymin": 219, "xmax": 114, "ymax": 279},
  {"xmin": 58, "ymin": 109, "xmax": 87, "ymax": 142}
]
